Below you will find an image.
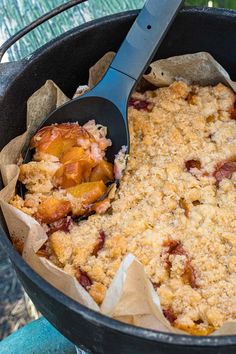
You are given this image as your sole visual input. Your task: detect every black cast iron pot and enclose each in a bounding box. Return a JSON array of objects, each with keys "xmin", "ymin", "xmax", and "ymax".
[{"xmin": 1, "ymin": 3, "xmax": 236, "ymax": 353}]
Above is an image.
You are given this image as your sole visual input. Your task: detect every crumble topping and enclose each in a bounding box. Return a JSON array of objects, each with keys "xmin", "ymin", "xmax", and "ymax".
[{"xmin": 11, "ymin": 81, "xmax": 236, "ymax": 335}]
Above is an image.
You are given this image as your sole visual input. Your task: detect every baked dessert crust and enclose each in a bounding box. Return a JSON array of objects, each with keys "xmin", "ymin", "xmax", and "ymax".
[{"xmin": 11, "ymin": 81, "xmax": 236, "ymax": 335}]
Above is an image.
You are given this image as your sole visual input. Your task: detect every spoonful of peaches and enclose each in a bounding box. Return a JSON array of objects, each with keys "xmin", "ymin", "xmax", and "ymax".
[
  {"xmin": 19, "ymin": 0, "xmax": 183, "ymax": 222},
  {"xmin": 25, "ymin": 0, "xmax": 183, "ymax": 161}
]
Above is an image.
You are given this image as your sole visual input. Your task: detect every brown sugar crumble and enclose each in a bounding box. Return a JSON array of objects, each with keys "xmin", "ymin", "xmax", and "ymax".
[{"xmin": 11, "ymin": 81, "xmax": 236, "ymax": 335}]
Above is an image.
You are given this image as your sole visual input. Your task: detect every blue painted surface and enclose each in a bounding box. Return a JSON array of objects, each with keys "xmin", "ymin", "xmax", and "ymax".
[{"xmin": 0, "ymin": 317, "xmax": 76, "ymax": 354}]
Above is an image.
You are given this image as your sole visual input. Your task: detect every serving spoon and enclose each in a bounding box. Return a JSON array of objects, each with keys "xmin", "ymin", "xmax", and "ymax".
[{"xmin": 23, "ymin": 0, "xmax": 183, "ymax": 163}]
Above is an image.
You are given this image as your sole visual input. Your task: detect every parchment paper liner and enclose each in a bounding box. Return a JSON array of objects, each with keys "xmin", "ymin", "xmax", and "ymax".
[{"xmin": 1, "ymin": 52, "xmax": 236, "ymax": 335}]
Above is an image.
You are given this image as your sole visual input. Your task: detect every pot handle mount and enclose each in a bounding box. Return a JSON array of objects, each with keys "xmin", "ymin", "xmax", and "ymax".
[{"xmin": 0, "ymin": 0, "xmax": 88, "ymax": 62}]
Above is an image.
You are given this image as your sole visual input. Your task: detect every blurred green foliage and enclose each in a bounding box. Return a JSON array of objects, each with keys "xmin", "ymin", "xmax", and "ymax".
[{"xmin": 186, "ymin": 0, "xmax": 236, "ymax": 8}]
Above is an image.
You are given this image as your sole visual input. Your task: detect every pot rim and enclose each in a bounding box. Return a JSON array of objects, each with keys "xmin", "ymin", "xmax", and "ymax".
[{"xmin": 1, "ymin": 6, "xmax": 236, "ymax": 347}]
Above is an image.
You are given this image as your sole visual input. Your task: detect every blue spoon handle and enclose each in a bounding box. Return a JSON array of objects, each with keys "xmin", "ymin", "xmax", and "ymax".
[
  {"xmin": 90, "ymin": 0, "xmax": 184, "ymax": 114},
  {"xmin": 111, "ymin": 0, "xmax": 183, "ymax": 82}
]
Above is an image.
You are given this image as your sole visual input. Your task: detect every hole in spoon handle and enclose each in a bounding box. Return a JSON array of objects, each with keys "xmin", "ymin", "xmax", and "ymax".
[{"xmin": 110, "ymin": 0, "xmax": 184, "ymax": 82}]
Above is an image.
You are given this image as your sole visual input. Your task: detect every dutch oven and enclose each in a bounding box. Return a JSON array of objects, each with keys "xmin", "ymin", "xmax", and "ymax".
[{"xmin": 1, "ymin": 2, "xmax": 236, "ymax": 353}]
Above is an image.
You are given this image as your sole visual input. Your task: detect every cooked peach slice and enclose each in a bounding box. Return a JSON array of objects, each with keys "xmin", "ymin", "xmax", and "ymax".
[
  {"xmin": 49, "ymin": 232, "xmax": 72, "ymax": 265},
  {"xmin": 60, "ymin": 147, "xmax": 86, "ymax": 164},
  {"xmin": 34, "ymin": 198, "xmax": 71, "ymax": 224},
  {"xmin": 54, "ymin": 163, "xmax": 83, "ymax": 188},
  {"xmin": 90, "ymin": 160, "xmax": 114, "ymax": 183},
  {"xmin": 67, "ymin": 181, "xmax": 106, "ymax": 215},
  {"xmin": 33, "ymin": 131, "xmax": 63, "ymax": 157},
  {"xmin": 54, "ymin": 158, "xmax": 96, "ymax": 188},
  {"xmin": 67, "ymin": 181, "xmax": 106, "ymax": 200},
  {"xmin": 30, "ymin": 124, "xmax": 95, "ymax": 158}
]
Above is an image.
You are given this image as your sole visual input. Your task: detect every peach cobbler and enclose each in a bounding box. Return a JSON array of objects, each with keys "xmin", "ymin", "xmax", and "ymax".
[{"xmin": 11, "ymin": 81, "xmax": 236, "ymax": 335}]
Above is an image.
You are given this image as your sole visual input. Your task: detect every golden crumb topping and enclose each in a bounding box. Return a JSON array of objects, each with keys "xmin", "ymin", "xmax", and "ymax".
[{"xmin": 12, "ymin": 81, "xmax": 236, "ymax": 335}]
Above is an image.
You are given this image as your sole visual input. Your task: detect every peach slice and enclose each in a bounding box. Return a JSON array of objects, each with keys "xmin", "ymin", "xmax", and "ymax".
[
  {"xmin": 67, "ymin": 181, "xmax": 106, "ymax": 215},
  {"xmin": 34, "ymin": 198, "xmax": 71, "ymax": 224},
  {"xmin": 54, "ymin": 163, "xmax": 83, "ymax": 188},
  {"xmin": 34, "ymin": 132, "xmax": 63, "ymax": 157},
  {"xmin": 54, "ymin": 157, "xmax": 96, "ymax": 189},
  {"xmin": 30, "ymin": 124, "xmax": 95, "ymax": 158},
  {"xmin": 67, "ymin": 181, "xmax": 106, "ymax": 200},
  {"xmin": 60, "ymin": 147, "xmax": 86, "ymax": 164},
  {"xmin": 90, "ymin": 160, "xmax": 114, "ymax": 184}
]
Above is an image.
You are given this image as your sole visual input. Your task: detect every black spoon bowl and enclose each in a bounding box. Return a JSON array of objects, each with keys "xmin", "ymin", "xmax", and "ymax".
[{"xmin": 35, "ymin": 67, "xmax": 134, "ymax": 163}]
